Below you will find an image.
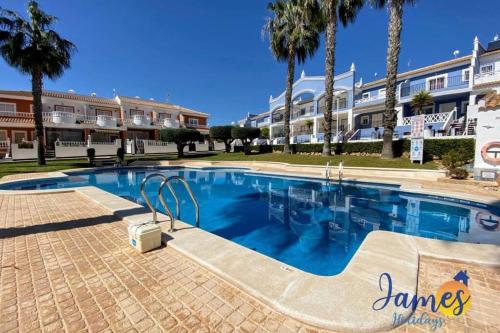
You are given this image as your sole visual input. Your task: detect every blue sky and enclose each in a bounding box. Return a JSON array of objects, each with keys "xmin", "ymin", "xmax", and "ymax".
[{"xmin": 0, "ymin": 0, "xmax": 499, "ymax": 125}]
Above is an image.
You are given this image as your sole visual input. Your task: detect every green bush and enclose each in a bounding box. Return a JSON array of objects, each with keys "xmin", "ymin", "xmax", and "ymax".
[
  {"xmin": 271, "ymin": 138, "xmax": 474, "ymax": 159},
  {"xmin": 442, "ymin": 149, "xmax": 470, "ymax": 179},
  {"xmin": 209, "ymin": 125, "xmax": 234, "ymax": 153},
  {"xmin": 159, "ymin": 128, "xmax": 201, "ymax": 157},
  {"xmin": 231, "ymin": 127, "xmax": 260, "ymax": 155}
]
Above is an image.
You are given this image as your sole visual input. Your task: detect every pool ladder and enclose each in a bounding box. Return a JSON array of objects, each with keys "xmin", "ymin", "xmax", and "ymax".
[
  {"xmin": 140, "ymin": 173, "xmax": 200, "ymax": 232},
  {"xmin": 325, "ymin": 161, "xmax": 343, "ymax": 183}
]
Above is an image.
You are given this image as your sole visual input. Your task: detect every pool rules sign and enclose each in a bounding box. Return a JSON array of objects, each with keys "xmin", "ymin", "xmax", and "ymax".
[{"xmin": 410, "ymin": 115, "xmax": 425, "ymax": 164}]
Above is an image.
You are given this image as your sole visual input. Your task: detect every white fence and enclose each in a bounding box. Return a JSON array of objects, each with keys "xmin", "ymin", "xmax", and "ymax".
[
  {"xmin": 12, "ymin": 140, "xmax": 38, "ymax": 160},
  {"xmin": 55, "ymin": 139, "xmax": 122, "ymax": 158},
  {"xmin": 213, "ymin": 142, "xmax": 226, "ymax": 151},
  {"xmin": 142, "ymin": 140, "xmax": 178, "ymax": 154}
]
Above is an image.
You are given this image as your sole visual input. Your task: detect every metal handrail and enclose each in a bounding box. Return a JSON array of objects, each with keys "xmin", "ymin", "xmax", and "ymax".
[
  {"xmin": 140, "ymin": 173, "xmax": 175, "ymax": 224},
  {"xmin": 158, "ymin": 176, "xmax": 199, "ymax": 232}
]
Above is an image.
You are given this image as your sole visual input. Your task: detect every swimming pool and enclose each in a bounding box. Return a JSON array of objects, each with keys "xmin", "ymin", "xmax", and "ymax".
[{"xmin": 2, "ymin": 167, "xmax": 499, "ymax": 276}]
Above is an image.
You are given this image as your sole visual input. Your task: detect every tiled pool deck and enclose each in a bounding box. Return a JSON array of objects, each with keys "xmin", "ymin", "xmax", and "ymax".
[{"xmin": 0, "ymin": 168, "xmax": 499, "ymax": 332}]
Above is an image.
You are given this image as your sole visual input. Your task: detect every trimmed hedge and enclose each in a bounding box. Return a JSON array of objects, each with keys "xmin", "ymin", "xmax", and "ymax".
[{"xmin": 271, "ymin": 138, "xmax": 474, "ymax": 160}]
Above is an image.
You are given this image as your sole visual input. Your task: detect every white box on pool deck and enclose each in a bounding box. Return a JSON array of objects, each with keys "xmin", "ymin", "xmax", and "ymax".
[{"xmin": 128, "ymin": 223, "xmax": 162, "ymax": 253}]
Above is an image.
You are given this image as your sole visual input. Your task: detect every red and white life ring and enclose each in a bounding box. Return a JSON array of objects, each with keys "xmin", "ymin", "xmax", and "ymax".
[{"xmin": 480, "ymin": 141, "xmax": 500, "ymax": 166}]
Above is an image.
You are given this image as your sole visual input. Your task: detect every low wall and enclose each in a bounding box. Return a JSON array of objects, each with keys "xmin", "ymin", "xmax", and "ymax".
[
  {"xmin": 213, "ymin": 142, "xmax": 225, "ymax": 151},
  {"xmin": 143, "ymin": 141, "xmax": 177, "ymax": 154},
  {"xmin": 55, "ymin": 140, "xmax": 122, "ymax": 158},
  {"xmin": 11, "ymin": 141, "xmax": 38, "ymax": 160},
  {"xmin": 195, "ymin": 143, "xmax": 209, "ymax": 152}
]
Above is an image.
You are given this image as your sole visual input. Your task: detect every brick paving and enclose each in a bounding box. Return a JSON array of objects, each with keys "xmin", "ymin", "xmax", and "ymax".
[
  {"xmin": 394, "ymin": 257, "xmax": 500, "ymax": 333},
  {"xmin": 0, "ymin": 191, "xmax": 498, "ymax": 333}
]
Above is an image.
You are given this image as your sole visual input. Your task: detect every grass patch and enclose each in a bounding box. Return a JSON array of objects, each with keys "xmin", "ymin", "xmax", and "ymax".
[
  {"xmin": 0, "ymin": 151, "xmax": 438, "ymax": 179},
  {"xmin": 190, "ymin": 152, "xmax": 439, "ymax": 169},
  {"xmin": 0, "ymin": 159, "xmax": 90, "ymax": 179}
]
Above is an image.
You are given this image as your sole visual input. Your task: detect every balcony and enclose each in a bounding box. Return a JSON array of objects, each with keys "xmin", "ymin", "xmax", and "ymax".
[
  {"xmin": 400, "ymin": 74, "xmax": 469, "ymax": 98},
  {"xmin": 354, "ymin": 95, "xmax": 385, "ymax": 106},
  {"xmin": 272, "ymin": 114, "xmax": 284, "ymax": 124},
  {"xmin": 45, "ymin": 111, "xmax": 77, "ymax": 124},
  {"xmin": 474, "ymin": 70, "xmax": 500, "ymax": 87},
  {"xmin": 158, "ymin": 118, "xmax": 180, "ymax": 128},
  {"xmin": 95, "ymin": 115, "xmax": 118, "ymax": 128},
  {"xmin": 123, "ymin": 114, "xmax": 153, "ymax": 127}
]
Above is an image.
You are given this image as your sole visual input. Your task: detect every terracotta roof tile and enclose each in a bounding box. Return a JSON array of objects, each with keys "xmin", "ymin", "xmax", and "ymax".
[
  {"xmin": 0, "ymin": 90, "xmax": 33, "ymax": 98},
  {"xmin": 118, "ymin": 96, "xmax": 208, "ymax": 116},
  {"xmin": 43, "ymin": 91, "xmax": 118, "ymax": 106}
]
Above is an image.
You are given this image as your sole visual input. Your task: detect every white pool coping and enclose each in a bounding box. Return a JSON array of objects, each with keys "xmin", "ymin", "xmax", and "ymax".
[{"xmin": 1, "ymin": 164, "xmax": 499, "ymax": 332}]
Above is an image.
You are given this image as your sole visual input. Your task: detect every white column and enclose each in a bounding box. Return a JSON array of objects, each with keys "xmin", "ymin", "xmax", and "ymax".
[
  {"xmin": 347, "ymin": 109, "xmax": 353, "ymax": 131},
  {"xmin": 396, "ymin": 106, "xmax": 404, "ymax": 126}
]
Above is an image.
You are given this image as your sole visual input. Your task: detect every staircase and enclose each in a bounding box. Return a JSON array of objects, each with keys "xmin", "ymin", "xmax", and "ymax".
[
  {"xmin": 45, "ymin": 148, "xmax": 55, "ymax": 158},
  {"xmin": 465, "ymin": 118, "xmax": 477, "ymax": 135}
]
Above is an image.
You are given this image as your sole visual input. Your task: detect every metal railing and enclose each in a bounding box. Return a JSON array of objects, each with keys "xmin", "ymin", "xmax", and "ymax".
[
  {"xmin": 158, "ymin": 176, "xmax": 199, "ymax": 231},
  {"xmin": 140, "ymin": 173, "xmax": 199, "ymax": 232},
  {"xmin": 354, "ymin": 95, "xmax": 385, "ymax": 105},
  {"xmin": 140, "ymin": 173, "xmax": 175, "ymax": 226},
  {"xmin": 400, "ymin": 74, "xmax": 469, "ymax": 98},
  {"xmin": 474, "ymin": 70, "xmax": 500, "ymax": 85}
]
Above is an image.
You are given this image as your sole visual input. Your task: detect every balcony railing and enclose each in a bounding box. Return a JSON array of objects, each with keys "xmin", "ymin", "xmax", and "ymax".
[
  {"xmin": 354, "ymin": 95, "xmax": 385, "ymax": 105},
  {"xmin": 155, "ymin": 118, "xmax": 180, "ymax": 128},
  {"xmin": 401, "ymin": 111, "xmax": 453, "ymax": 125},
  {"xmin": 400, "ymin": 74, "xmax": 469, "ymax": 98},
  {"xmin": 317, "ymin": 101, "xmax": 348, "ymax": 114},
  {"xmin": 124, "ymin": 114, "xmax": 152, "ymax": 127},
  {"xmin": 474, "ymin": 70, "xmax": 500, "ymax": 86}
]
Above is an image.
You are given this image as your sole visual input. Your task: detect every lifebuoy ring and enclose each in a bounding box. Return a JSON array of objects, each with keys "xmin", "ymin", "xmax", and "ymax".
[
  {"xmin": 475, "ymin": 212, "xmax": 500, "ymax": 232},
  {"xmin": 480, "ymin": 141, "xmax": 500, "ymax": 166}
]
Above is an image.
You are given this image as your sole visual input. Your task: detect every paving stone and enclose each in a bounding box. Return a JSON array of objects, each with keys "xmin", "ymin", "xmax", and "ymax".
[{"xmin": 0, "ymin": 191, "xmax": 498, "ymax": 333}]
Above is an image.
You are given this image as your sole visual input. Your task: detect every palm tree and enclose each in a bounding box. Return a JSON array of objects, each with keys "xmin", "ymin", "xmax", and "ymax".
[
  {"xmin": 410, "ymin": 90, "xmax": 432, "ymax": 115},
  {"xmin": 316, "ymin": 0, "xmax": 363, "ymax": 156},
  {"xmin": 0, "ymin": 1, "xmax": 75, "ymax": 165},
  {"xmin": 371, "ymin": 0, "xmax": 417, "ymax": 159},
  {"xmin": 263, "ymin": 0, "xmax": 323, "ymax": 154}
]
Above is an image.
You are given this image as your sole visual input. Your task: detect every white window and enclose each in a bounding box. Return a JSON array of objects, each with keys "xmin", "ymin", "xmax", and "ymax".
[
  {"xmin": 360, "ymin": 115, "xmax": 370, "ymax": 126},
  {"xmin": 378, "ymin": 88, "xmax": 386, "ymax": 96},
  {"xmin": 480, "ymin": 63, "xmax": 494, "ymax": 74},
  {"xmin": 427, "ymin": 75, "xmax": 446, "ymax": 91},
  {"xmin": 189, "ymin": 118, "xmax": 199, "ymax": 126},
  {"xmin": 462, "ymin": 69, "xmax": 470, "ymax": 82},
  {"xmin": 12, "ymin": 131, "xmax": 27, "ymax": 144},
  {"xmin": 54, "ymin": 105, "xmax": 75, "ymax": 113},
  {"xmin": 0, "ymin": 102, "xmax": 16, "ymax": 112},
  {"xmin": 362, "ymin": 92, "xmax": 370, "ymax": 99}
]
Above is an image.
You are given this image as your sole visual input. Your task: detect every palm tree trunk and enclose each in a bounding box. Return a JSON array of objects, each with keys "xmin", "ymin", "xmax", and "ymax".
[
  {"xmin": 381, "ymin": 0, "xmax": 403, "ymax": 159},
  {"xmin": 283, "ymin": 43, "xmax": 296, "ymax": 154},
  {"xmin": 322, "ymin": 4, "xmax": 337, "ymax": 156},
  {"xmin": 31, "ymin": 65, "xmax": 46, "ymax": 165}
]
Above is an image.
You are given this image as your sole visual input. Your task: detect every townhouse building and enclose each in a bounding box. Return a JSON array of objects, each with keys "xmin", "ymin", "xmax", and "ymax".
[
  {"xmin": 238, "ymin": 35, "xmax": 500, "ymax": 144},
  {"xmin": 0, "ymin": 90, "xmax": 209, "ymax": 157}
]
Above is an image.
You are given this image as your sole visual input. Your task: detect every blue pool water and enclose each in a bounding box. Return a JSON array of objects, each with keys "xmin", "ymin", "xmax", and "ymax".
[{"xmin": 1, "ymin": 167, "xmax": 499, "ymax": 276}]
